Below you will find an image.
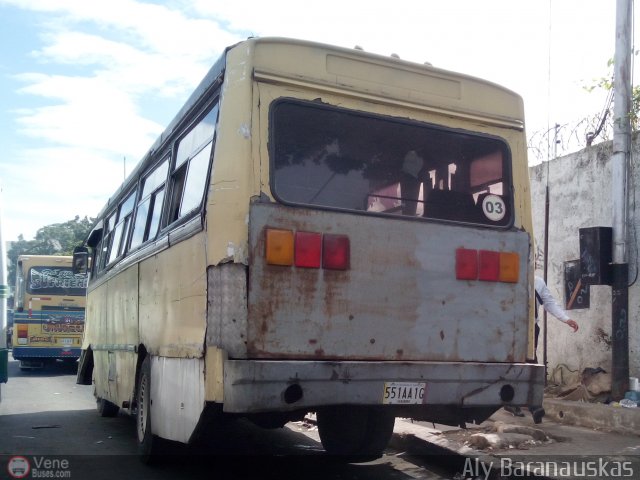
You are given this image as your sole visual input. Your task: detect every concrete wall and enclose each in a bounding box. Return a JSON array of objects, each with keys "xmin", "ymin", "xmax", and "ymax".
[{"xmin": 529, "ymin": 135, "xmax": 640, "ymax": 385}]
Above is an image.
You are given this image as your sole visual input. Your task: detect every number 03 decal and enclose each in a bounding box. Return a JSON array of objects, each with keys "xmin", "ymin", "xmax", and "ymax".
[{"xmin": 481, "ymin": 194, "xmax": 506, "ymax": 222}]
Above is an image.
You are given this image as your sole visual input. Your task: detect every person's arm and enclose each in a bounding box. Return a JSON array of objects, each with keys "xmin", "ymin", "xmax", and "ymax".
[{"xmin": 536, "ymin": 277, "xmax": 579, "ymax": 332}]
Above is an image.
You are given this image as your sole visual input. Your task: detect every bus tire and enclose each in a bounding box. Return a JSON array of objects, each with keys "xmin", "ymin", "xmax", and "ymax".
[
  {"xmin": 136, "ymin": 356, "xmax": 162, "ymax": 463},
  {"xmin": 317, "ymin": 406, "xmax": 395, "ymax": 459},
  {"xmin": 97, "ymin": 398, "xmax": 119, "ymax": 417}
]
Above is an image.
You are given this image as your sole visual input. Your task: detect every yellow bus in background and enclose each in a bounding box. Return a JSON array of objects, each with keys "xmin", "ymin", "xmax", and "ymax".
[
  {"xmin": 13, "ymin": 255, "xmax": 87, "ymax": 369},
  {"xmin": 74, "ymin": 37, "xmax": 543, "ymax": 460}
]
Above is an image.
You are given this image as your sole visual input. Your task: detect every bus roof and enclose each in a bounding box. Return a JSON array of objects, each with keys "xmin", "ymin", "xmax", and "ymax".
[{"xmin": 17, "ymin": 255, "xmax": 72, "ymax": 266}]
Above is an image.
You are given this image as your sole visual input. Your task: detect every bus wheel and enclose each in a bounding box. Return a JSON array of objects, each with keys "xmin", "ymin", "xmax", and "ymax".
[
  {"xmin": 97, "ymin": 398, "xmax": 119, "ymax": 417},
  {"xmin": 317, "ymin": 406, "xmax": 395, "ymax": 459},
  {"xmin": 136, "ymin": 356, "xmax": 162, "ymax": 463}
]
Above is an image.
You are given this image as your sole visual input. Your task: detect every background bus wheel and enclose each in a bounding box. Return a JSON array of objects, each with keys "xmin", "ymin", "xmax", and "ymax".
[
  {"xmin": 317, "ymin": 406, "xmax": 395, "ymax": 459},
  {"xmin": 96, "ymin": 398, "xmax": 119, "ymax": 417},
  {"xmin": 136, "ymin": 356, "xmax": 163, "ymax": 463}
]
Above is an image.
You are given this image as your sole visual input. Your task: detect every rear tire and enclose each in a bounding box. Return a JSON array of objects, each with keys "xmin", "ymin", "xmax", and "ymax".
[
  {"xmin": 317, "ymin": 406, "xmax": 395, "ymax": 459},
  {"xmin": 97, "ymin": 398, "xmax": 119, "ymax": 417},
  {"xmin": 136, "ymin": 356, "xmax": 163, "ymax": 463}
]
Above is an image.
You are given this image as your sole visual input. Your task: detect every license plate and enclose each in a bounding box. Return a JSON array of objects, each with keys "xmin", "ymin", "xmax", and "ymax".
[
  {"xmin": 382, "ymin": 382, "xmax": 426, "ymax": 404},
  {"xmin": 59, "ymin": 338, "xmax": 73, "ymax": 345}
]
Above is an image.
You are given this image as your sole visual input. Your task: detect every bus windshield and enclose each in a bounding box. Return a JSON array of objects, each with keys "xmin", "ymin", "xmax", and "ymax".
[
  {"xmin": 271, "ymin": 99, "xmax": 512, "ymax": 227},
  {"xmin": 26, "ymin": 266, "xmax": 87, "ymax": 297}
]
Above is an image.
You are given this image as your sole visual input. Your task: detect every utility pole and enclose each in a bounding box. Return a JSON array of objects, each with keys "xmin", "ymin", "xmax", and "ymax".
[
  {"xmin": 542, "ymin": 123, "xmax": 559, "ymax": 384},
  {"xmin": 611, "ymin": 0, "xmax": 631, "ymax": 400}
]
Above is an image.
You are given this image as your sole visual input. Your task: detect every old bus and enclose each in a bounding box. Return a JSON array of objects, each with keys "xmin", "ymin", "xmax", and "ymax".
[
  {"xmin": 74, "ymin": 37, "xmax": 543, "ymax": 459},
  {"xmin": 13, "ymin": 255, "xmax": 87, "ymax": 369}
]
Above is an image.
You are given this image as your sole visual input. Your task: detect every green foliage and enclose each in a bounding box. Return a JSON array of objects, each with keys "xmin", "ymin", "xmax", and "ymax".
[
  {"xmin": 6, "ymin": 216, "xmax": 94, "ymax": 290},
  {"xmin": 584, "ymin": 54, "xmax": 640, "ymax": 133}
]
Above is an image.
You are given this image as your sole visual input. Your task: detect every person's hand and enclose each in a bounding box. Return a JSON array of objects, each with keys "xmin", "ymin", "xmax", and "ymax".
[{"xmin": 566, "ymin": 319, "xmax": 578, "ymax": 332}]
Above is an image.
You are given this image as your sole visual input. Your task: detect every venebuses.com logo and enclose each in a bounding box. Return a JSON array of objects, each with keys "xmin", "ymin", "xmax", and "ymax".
[
  {"xmin": 6, "ymin": 455, "xmax": 71, "ymax": 478},
  {"xmin": 7, "ymin": 456, "xmax": 30, "ymax": 479}
]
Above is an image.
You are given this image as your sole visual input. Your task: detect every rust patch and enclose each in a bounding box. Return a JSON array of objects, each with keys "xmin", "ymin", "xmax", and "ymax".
[
  {"xmin": 323, "ymin": 270, "xmax": 350, "ymax": 318},
  {"xmin": 396, "ymin": 349, "xmax": 404, "ymax": 358},
  {"xmin": 314, "ymin": 349, "xmax": 325, "ymax": 356},
  {"xmin": 440, "ymin": 330, "xmax": 445, "ymax": 341},
  {"xmin": 308, "ymin": 339, "xmax": 318, "ymax": 345}
]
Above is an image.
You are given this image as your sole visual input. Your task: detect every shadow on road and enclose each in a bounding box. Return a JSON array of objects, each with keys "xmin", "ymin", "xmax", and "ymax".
[{"xmin": 1, "ymin": 411, "xmax": 424, "ymax": 480}]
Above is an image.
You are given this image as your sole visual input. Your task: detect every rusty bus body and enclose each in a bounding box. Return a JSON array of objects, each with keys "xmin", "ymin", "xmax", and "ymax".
[{"xmin": 75, "ymin": 37, "xmax": 543, "ymax": 459}]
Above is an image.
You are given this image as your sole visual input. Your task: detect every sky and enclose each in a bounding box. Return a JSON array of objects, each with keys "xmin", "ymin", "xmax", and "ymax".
[{"xmin": 0, "ymin": 0, "xmax": 635, "ymax": 242}]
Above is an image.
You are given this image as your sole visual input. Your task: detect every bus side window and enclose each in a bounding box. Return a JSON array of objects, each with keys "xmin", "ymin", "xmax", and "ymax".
[
  {"xmin": 167, "ymin": 104, "xmax": 218, "ymax": 225},
  {"xmin": 97, "ymin": 212, "xmax": 116, "ymax": 272},
  {"xmin": 131, "ymin": 157, "xmax": 169, "ymax": 249},
  {"xmin": 108, "ymin": 190, "xmax": 137, "ymax": 265}
]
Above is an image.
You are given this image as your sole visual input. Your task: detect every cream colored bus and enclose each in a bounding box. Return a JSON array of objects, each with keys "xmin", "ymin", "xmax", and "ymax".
[{"xmin": 74, "ymin": 37, "xmax": 543, "ymax": 460}]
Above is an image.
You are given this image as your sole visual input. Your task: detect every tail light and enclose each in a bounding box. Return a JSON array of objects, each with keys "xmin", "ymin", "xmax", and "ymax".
[
  {"xmin": 322, "ymin": 234, "xmax": 350, "ymax": 270},
  {"xmin": 479, "ymin": 250, "xmax": 500, "ymax": 281},
  {"xmin": 455, "ymin": 248, "xmax": 478, "ymax": 280},
  {"xmin": 456, "ymin": 248, "xmax": 519, "ymax": 283},
  {"xmin": 294, "ymin": 231, "xmax": 322, "ymax": 268},
  {"xmin": 266, "ymin": 228, "xmax": 350, "ymax": 270},
  {"xmin": 17, "ymin": 325, "xmax": 28, "ymax": 345},
  {"xmin": 265, "ymin": 229, "xmax": 294, "ymax": 266},
  {"xmin": 499, "ymin": 252, "xmax": 520, "ymax": 283}
]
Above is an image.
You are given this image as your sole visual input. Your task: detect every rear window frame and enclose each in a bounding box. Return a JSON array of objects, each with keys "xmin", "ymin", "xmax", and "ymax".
[{"xmin": 268, "ymin": 98, "xmax": 515, "ymax": 229}]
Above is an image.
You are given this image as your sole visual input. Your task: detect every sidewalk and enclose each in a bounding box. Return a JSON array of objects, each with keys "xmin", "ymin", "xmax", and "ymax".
[{"xmin": 390, "ymin": 398, "xmax": 640, "ymax": 479}]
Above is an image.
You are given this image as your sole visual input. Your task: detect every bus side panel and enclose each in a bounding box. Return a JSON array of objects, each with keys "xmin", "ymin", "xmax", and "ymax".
[
  {"xmin": 107, "ymin": 265, "xmax": 139, "ymax": 408},
  {"xmin": 85, "ymin": 280, "xmax": 109, "ymax": 400},
  {"xmin": 247, "ymin": 203, "xmax": 530, "ymax": 363},
  {"xmin": 90, "ymin": 265, "xmax": 139, "ymax": 406},
  {"xmin": 138, "ymin": 232, "xmax": 207, "ymax": 358}
]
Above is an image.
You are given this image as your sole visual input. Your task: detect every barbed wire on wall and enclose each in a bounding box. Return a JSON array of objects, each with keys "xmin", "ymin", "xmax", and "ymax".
[{"xmin": 527, "ymin": 111, "xmax": 613, "ymax": 165}]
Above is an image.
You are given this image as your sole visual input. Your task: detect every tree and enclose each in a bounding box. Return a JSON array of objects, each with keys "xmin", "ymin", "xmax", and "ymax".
[
  {"xmin": 528, "ymin": 56, "xmax": 640, "ymax": 164},
  {"xmin": 582, "ymin": 55, "xmax": 640, "ymax": 143},
  {"xmin": 6, "ymin": 216, "xmax": 95, "ymax": 290}
]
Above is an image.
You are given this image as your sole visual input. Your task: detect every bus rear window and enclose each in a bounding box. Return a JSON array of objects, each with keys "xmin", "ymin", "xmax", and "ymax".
[
  {"xmin": 27, "ymin": 267, "xmax": 88, "ymax": 297},
  {"xmin": 271, "ymin": 100, "xmax": 513, "ymax": 227}
]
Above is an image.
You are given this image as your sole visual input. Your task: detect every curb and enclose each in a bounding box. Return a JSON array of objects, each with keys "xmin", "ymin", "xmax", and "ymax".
[
  {"xmin": 390, "ymin": 419, "xmax": 511, "ymax": 478},
  {"xmin": 543, "ymin": 398, "xmax": 640, "ymax": 436}
]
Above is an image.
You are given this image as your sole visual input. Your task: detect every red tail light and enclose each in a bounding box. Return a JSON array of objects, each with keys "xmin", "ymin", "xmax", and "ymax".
[
  {"xmin": 478, "ymin": 250, "xmax": 500, "ymax": 281},
  {"xmin": 17, "ymin": 326, "xmax": 28, "ymax": 339},
  {"xmin": 295, "ymin": 231, "xmax": 322, "ymax": 268},
  {"xmin": 456, "ymin": 248, "xmax": 478, "ymax": 280},
  {"xmin": 322, "ymin": 234, "xmax": 350, "ymax": 270}
]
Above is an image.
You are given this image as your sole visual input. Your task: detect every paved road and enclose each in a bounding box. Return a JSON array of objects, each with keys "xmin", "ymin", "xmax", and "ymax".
[{"xmin": 0, "ymin": 354, "xmax": 454, "ymax": 480}]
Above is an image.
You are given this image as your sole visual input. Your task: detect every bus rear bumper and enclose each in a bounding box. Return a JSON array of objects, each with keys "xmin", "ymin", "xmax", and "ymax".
[
  {"xmin": 222, "ymin": 360, "xmax": 544, "ymax": 414},
  {"xmin": 12, "ymin": 346, "xmax": 81, "ymax": 360}
]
